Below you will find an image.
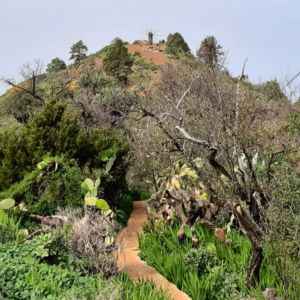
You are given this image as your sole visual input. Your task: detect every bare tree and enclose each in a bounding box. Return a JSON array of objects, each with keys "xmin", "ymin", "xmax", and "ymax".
[
  {"xmin": 1, "ymin": 59, "xmax": 45, "ymax": 103},
  {"xmin": 132, "ymin": 60, "xmax": 291, "ymax": 287}
]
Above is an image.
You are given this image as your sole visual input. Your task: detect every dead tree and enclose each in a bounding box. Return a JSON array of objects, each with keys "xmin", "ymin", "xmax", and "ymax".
[
  {"xmin": 1, "ymin": 60, "xmax": 45, "ymax": 103},
  {"xmin": 134, "ymin": 61, "xmax": 287, "ymax": 287}
]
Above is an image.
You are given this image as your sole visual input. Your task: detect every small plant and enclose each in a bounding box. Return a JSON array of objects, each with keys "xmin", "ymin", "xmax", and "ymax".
[
  {"xmin": 81, "ymin": 178, "xmax": 110, "ymax": 211},
  {"xmin": 184, "ymin": 244, "xmax": 218, "ymax": 276},
  {"xmin": 0, "ymin": 210, "xmax": 22, "ymax": 244}
]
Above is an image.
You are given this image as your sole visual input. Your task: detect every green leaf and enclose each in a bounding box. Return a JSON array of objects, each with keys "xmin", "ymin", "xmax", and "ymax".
[
  {"xmin": 95, "ymin": 199, "xmax": 110, "ymax": 211},
  {"xmin": 94, "ymin": 178, "xmax": 101, "ymax": 190},
  {"xmin": 81, "ymin": 178, "xmax": 94, "ymax": 194},
  {"xmin": 37, "ymin": 161, "xmax": 48, "ymax": 170},
  {"xmin": 206, "ymin": 242, "xmax": 217, "ymax": 254},
  {"xmin": 84, "ymin": 196, "xmax": 97, "ymax": 206},
  {"xmin": 184, "ymin": 225, "xmax": 193, "ymax": 239},
  {"xmin": 105, "ymin": 155, "xmax": 116, "ymax": 174},
  {"xmin": 0, "ymin": 198, "xmax": 15, "ymax": 210}
]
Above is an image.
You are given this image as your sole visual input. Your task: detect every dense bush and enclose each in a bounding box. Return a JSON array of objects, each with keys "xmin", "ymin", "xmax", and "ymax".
[
  {"xmin": 0, "ymin": 100, "xmax": 128, "ymax": 188},
  {"xmin": 0, "ymin": 233, "xmax": 111, "ymax": 300},
  {"xmin": 288, "ymin": 111, "xmax": 300, "ymax": 136},
  {"xmin": 0, "ymin": 231, "xmax": 168, "ymax": 300},
  {"xmin": 184, "ymin": 246, "xmax": 218, "ymax": 275},
  {"xmin": 0, "ymin": 99, "xmax": 129, "ymax": 215},
  {"xmin": 265, "ymin": 162, "xmax": 300, "ymax": 297},
  {"xmin": 257, "ymin": 79, "xmax": 287, "ymax": 101},
  {"xmin": 1, "ymin": 89, "xmax": 43, "ymax": 123},
  {"xmin": 103, "ymin": 39, "xmax": 134, "ymax": 84},
  {"xmin": 0, "ymin": 156, "xmax": 83, "ymax": 215},
  {"xmin": 46, "ymin": 58, "xmax": 67, "ymax": 73},
  {"xmin": 166, "ymin": 32, "xmax": 190, "ymax": 57}
]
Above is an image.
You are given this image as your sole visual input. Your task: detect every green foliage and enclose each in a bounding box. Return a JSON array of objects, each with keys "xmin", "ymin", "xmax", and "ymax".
[
  {"xmin": 46, "ymin": 57, "xmax": 67, "ymax": 73},
  {"xmin": 265, "ymin": 162, "xmax": 300, "ymax": 298},
  {"xmin": 0, "ymin": 198, "xmax": 15, "ymax": 210},
  {"xmin": 0, "ymin": 156, "xmax": 83, "ymax": 215},
  {"xmin": 69, "ymin": 40, "xmax": 88, "ymax": 64},
  {"xmin": 79, "ymin": 69, "xmax": 113, "ymax": 94},
  {"xmin": 197, "ymin": 36, "xmax": 224, "ymax": 68},
  {"xmin": 288, "ymin": 111, "xmax": 300, "ymax": 136},
  {"xmin": 81, "ymin": 178, "xmax": 110, "ymax": 211},
  {"xmin": 184, "ymin": 246, "xmax": 218, "ymax": 276},
  {"xmin": 166, "ymin": 32, "xmax": 190, "ymax": 57},
  {"xmin": 118, "ymin": 274, "xmax": 167, "ymax": 300},
  {"xmin": 0, "ymin": 100, "xmax": 128, "ymax": 190},
  {"xmin": 0, "ymin": 234, "xmax": 109, "ymax": 300},
  {"xmin": 140, "ymin": 222, "xmax": 292, "ymax": 300},
  {"xmin": 103, "ymin": 39, "xmax": 134, "ymax": 84},
  {"xmin": 1, "ymin": 90, "xmax": 42, "ymax": 123},
  {"xmin": 0, "ymin": 231, "xmax": 167, "ymax": 300},
  {"xmin": 0, "ymin": 210, "xmax": 22, "ymax": 244},
  {"xmin": 257, "ymin": 79, "xmax": 286, "ymax": 101}
]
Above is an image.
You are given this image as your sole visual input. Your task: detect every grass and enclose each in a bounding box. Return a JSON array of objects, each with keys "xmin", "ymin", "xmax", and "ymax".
[
  {"xmin": 139, "ymin": 221, "xmax": 295, "ymax": 300},
  {"xmin": 118, "ymin": 274, "xmax": 168, "ymax": 300}
]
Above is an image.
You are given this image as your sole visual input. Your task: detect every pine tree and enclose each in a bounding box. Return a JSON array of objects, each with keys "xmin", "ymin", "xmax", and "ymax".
[
  {"xmin": 197, "ymin": 36, "xmax": 224, "ymax": 69},
  {"xmin": 103, "ymin": 39, "xmax": 133, "ymax": 84},
  {"xmin": 165, "ymin": 32, "xmax": 190, "ymax": 56},
  {"xmin": 46, "ymin": 58, "xmax": 67, "ymax": 73},
  {"xmin": 69, "ymin": 40, "xmax": 88, "ymax": 64}
]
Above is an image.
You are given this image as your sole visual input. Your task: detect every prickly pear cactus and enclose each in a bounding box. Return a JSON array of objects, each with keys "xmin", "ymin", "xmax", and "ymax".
[{"xmin": 0, "ymin": 198, "xmax": 15, "ymax": 210}]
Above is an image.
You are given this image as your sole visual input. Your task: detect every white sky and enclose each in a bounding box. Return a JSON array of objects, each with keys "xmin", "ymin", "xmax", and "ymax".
[{"xmin": 1, "ymin": 0, "xmax": 300, "ymax": 94}]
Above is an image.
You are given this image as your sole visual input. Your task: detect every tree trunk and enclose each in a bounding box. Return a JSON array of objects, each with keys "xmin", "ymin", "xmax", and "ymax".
[
  {"xmin": 246, "ymin": 244, "xmax": 263, "ymax": 288},
  {"xmin": 230, "ymin": 202, "xmax": 264, "ymax": 288}
]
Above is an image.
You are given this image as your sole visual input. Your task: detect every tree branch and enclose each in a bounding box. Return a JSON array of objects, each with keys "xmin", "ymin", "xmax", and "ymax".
[{"xmin": 2, "ymin": 78, "xmax": 44, "ymax": 103}]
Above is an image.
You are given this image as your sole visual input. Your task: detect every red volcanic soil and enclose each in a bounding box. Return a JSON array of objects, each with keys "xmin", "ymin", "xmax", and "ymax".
[{"xmin": 127, "ymin": 41, "xmax": 168, "ymax": 65}]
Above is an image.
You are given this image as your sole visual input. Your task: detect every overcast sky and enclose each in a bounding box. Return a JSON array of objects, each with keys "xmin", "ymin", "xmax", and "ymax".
[{"xmin": 1, "ymin": 0, "xmax": 299, "ymax": 94}]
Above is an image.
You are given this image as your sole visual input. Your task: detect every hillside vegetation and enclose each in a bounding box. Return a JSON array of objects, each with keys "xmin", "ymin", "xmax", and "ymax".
[{"xmin": 0, "ymin": 33, "xmax": 299, "ymax": 300}]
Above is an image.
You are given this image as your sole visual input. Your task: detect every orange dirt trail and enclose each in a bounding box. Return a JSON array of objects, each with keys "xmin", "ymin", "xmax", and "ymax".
[{"xmin": 115, "ymin": 201, "xmax": 191, "ymax": 300}]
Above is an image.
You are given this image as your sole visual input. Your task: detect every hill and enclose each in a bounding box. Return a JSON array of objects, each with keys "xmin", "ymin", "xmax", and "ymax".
[{"xmin": 0, "ymin": 34, "xmax": 299, "ymax": 300}]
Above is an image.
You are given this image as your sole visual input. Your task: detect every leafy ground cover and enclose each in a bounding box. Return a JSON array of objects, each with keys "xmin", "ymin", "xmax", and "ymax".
[{"xmin": 0, "ymin": 227, "xmax": 167, "ymax": 300}]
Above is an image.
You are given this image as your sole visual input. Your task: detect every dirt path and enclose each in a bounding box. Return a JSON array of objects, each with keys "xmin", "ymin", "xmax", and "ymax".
[{"xmin": 115, "ymin": 201, "xmax": 191, "ymax": 300}]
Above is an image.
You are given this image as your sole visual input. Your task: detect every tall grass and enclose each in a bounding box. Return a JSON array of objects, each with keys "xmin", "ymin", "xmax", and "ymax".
[
  {"xmin": 140, "ymin": 222, "xmax": 295, "ymax": 300},
  {"xmin": 0, "ymin": 210, "xmax": 22, "ymax": 244},
  {"xmin": 118, "ymin": 274, "xmax": 168, "ymax": 300}
]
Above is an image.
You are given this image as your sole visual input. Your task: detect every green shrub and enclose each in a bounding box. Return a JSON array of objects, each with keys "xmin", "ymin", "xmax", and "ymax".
[
  {"xmin": 103, "ymin": 39, "xmax": 134, "ymax": 84},
  {"xmin": 0, "ymin": 210, "xmax": 21, "ymax": 244},
  {"xmin": 257, "ymin": 80, "xmax": 287, "ymax": 101},
  {"xmin": 0, "ymin": 156, "xmax": 83, "ymax": 215},
  {"xmin": 166, "ymin": 32, "xmax": 190, "ymax": 57},
  {"xmin": 0, "ymin": 233, "xmax": 108, "ymax": 300},
  {"xmin": 0, "ymin": 99, "xmax": 128, "ymax": 194},
  {"xmin": 184, "ymin": 246, "xmax": 218, "ymax": 275},
  {"xmin": 288, "ymin": 111, "xmax": 300, "ymax": 136},
  {"xmin": 46, "ymin": 58, "xmax": 67, "ymax": 73},
  {"xmin": 0, "ymin": 232, "xmax": 168, "ymax": 300}
]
